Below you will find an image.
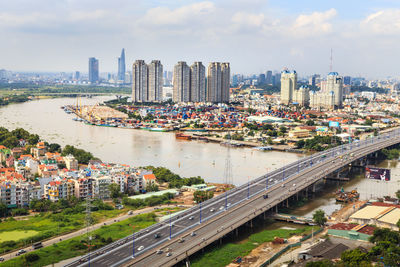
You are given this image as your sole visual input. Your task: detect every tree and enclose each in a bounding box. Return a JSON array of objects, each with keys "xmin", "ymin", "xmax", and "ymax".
[
  {"xmin": 305, "ymin": 259, "xmax": 334, "ymax": 267},
  {"xmin": 0, "ymin": 202, "xmax": 7, "ymax": 217},
  {"xmin": 396, "ymin": 189, "xmax": 400, "ymax": 201},
  {"xmin": 296, "ymin": 139, "xmax": 305, "ymax": 148},
  {"xmin": 193, "ymin": 190, "xmax": 214, "ymax": 203},
  {"xmin": 109, "ymin": 183, "xmax": 122, "ymax": 199},
  {"xmin": 312, "ymin": 209, "xmax": 327, "ymax": 226},
  {"xmin": 306, "ymin": 120, "xmax": 315, "ymax": 126},
  {"xmin": 341, "ymin": 248, "xmax": 370, "ymax": 267}
]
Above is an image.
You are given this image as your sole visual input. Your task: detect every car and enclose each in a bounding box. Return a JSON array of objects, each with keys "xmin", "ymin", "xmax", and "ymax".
[
  {"xmin": 166, "ymin": 252, "xmax": 172, "ymax": 257},
  {"xmin": 154, "ymin": 233, "xmax": 161, "ymax": 239},
  {"xmin": 190, "ymin": 232, "xmax": 196, "ymax": 237},
  {"xmin": 210, "ymin": 208, "xmax": 215, "ymax": 212},
  {"xmin": 0, "ymin": 257, "xmax": 4, "ymax": 262},
  {"xmin": 293, "ymin": 183, "xmax": 296, "ymax": 187},
  {"xmin": 156, "ymin": 249, "xmax": 163, "ymax": 254},
  {"xmin": 189, "ymin": 216, "xmax": 194, "ymax": 220},
  {"xmin": 178, "ymin": 238, "xmax": 185, "ymax": 243},
  {"xmin": 219, "ymin": 206, "xmax": 224, "ymax": 210},
  {"xmin": 16, "ymin": 249, "xmax": 26, "ymax": 256},
  {"xmin": 128, "ymin": 210, "xmax": 133, "ymax": 215},
  {"xmin": 322, "ymin": 155, "xmax": 326, "ymax": 158},
  {"xmin": 281, "ymin": 184, "xmax": 285, "ymax": 187},
  {"xmin": 165, "ymin": 247, "xmax": 171, "ymax": 252},
  {"xmin": 138, "ymin": 246, "xmax": 144, "ymax": 251},
  {"xmin": 227, "ymin": 203, "xmax": 231, "ymax": 207},
  {"xmin": 263, "ymin": 194, "xmax": 269, "ymax": 199}
]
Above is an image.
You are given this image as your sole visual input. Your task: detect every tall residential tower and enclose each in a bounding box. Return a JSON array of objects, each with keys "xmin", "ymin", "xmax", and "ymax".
[
  {"xmin": 148, "ymin": 60, "xmax": 163, "ymax": 102},
  {"xmin": 173, "ymin": 61, "xmax": 190, "ymax": 102},
  {"xmin": 190, "ymin": 62, "xmax": 206, "ymax": 102},
  {"xmin": 132, "ymin": 60, "xmax": 148, "ymax": 102}
]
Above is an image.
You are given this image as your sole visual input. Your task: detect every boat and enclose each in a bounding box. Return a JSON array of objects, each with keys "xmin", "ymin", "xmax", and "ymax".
[
  {"xmin": 336, "ymin": 188, "xmax": 359, "ymax": 203},
  {"xmin": 175, "ymin": 132, "xmax": 192, "ymax": 140},
  {"xmin": 253, "ymin": 146, "xmax": 273, "ymax": 151},
  {"xmin": 149, "ymin": 127, "xmax": 170, "ymax": 132}
]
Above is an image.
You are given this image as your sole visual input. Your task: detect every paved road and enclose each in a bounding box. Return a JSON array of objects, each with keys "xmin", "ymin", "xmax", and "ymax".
[
  {"xmin": 0, "ymin": 205, "xmax": 185, "ymax": 263},
  {"xmin": 65, "ymin": 129, "xmax": 400, "ymax": 267}
]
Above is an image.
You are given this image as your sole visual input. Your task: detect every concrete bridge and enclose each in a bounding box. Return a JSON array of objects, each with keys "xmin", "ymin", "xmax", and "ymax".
[{"xmin": 65, "ymin": 129, "xmax": 400, "ymax": 267}]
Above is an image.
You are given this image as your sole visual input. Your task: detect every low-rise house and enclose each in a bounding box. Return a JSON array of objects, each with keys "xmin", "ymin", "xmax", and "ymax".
[{"xmin": 64, "ymin": 155, "xmax": 78, "ymax": 170}]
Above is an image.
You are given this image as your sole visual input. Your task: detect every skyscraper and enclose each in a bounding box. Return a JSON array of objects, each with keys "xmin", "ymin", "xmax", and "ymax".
[
  {"xmin": 207, "ymin": 62, "xmax": 221, "ymax": 103},
  {"xmin": 190, "ymin": 62, "xmax": 206, "ymax": 102},
  {"xmin": 280, "ymin": 70, "xmax": 297, "ymax": 105},
  {"xmin": 173, "ymin": 62, "xmax": 190, "ymax": 102},
  {"xmin": 132, "ymin": 60, "xmax": 148, "ymax": 102},
  {"xmin": 118, "ymin": 49, "xmax": 126, "ymax": 82},
  {"xmin": 148, "ymin": 60, "xmax": 163, "ymax": 102},
  {"xmin": 258, "ymin": 74, "xmax": 266, "ymax": 84},
  {"xmin": 326, "ymin": 72, "xmax": 344, "ymax": 107},
  {"xmin": 266, "ymin": 70, "xmax": 272, "ymax": 84},
  {"xmin": 221, "ymin": 63, "xmax": 230, "ymax": 103},
  {"xmin": 206, "ymin": 62, "xmax": 230, "ymax": 103},
  {"xmin": 88, "ymin": 57, "xmax": 99, "ymax": 83}
]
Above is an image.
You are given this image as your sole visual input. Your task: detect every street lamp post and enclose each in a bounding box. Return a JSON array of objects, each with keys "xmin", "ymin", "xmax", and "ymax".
[
  {"xmin": 199, "ymin": 202, "xmax": 202, "ymax": 224},
  {"xmin": 129, "ymin": 224, "xmax": 135, "ymax": 258},
  {"xmin": 225, "ymin": 191, "xmax": 227, "ymax": 210},
  {"xmin": 169, "ymin": 211, "xmax": 172, "ymax": 240}
]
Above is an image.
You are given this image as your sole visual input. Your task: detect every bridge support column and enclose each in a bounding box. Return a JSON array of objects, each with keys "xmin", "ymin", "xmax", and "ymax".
[
  {"xmin": 286, "ymin": 198, "xmax": 289, "ymax": 208},
  {"xmin": 263, "ymin": 211, "xmax": 266, "ymax": 220},
  {"xmin": 312, "ymin": 183, "xmax": 316, "ymax": 193},
  {"xmin": 275, "ymin": 205, "xmax": 278, "ymax": 213},
  {"xmin": 296, "ymin": 192, "xmax": 299, "ymax": 201},
  {"xmin": 220, "ymin": 238, "xmax": 222, "ymax": 245},
  {"xmin": 235, "ymin": 228, "xmax": 238, "ymax": 237},
  {"xmin": 250, "ymin": 219, "xmax": 253, "ymax": 228}
]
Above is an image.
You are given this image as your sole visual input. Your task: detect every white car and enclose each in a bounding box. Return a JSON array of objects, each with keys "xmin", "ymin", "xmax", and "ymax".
[
  {"xmin": 138, "ymin": 246, "xmax": 144, "ymax": 251},
  {"xmin": 189, "ymin": 216, "xmax": 194, "ymax": 220},
  {"xmin": 210, "ymin": 208, "xmax": 215, "ymax": 212},
  {"xmin": 166, "ymin": 252, "xmax": 172, "ymax": 257}
]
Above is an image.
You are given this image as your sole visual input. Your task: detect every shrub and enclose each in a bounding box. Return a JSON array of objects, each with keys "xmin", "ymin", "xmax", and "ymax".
[{"xmin": 25, "ymin": 253, "xmax": 40, "ymax": 262}]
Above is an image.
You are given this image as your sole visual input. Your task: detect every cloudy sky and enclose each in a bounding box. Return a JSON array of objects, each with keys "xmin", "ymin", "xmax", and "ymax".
[{"xmin": 1, "ymin": 0, "xmax": 400, "ymax": 78}]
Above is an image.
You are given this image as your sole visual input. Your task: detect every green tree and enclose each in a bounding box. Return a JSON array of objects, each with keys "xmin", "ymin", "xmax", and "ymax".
[
  {"xmin": 0, "ymin": 202, "xmax": 7, "ymax": 217},
  {"xmin": 341, "ymin": 248, "xmax": 371, "ymax": 267},
  {"xmin": 109, "ymin": 183, "xmax": 122, "ymax": 199},
  {"xmin": 396, "ymin": 189, "xmax": 400, "ymax": 200},
  {"xmin": 312, "ymin": 209, "xmax": 327, "ymax": 226},
  {"xmin": 193, "ymin": 190, "xmax": 214, "ymax": 203}
]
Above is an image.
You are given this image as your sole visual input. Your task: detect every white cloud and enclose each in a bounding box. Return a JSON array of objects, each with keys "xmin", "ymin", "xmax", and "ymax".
[
  {"xmin": 139, "ymin": 1, "xmax": 215, "ymax": 26},
  {"xmin": 361, "ymin": 9, "xmax": 400, "ymax": 35},
  {"xmin": 231, "ymin": 12, "xmax": 265, "ymax": 28},
  {"xmin": 291, "ymin": 8, "xmax": 337, "ymax": 37}
]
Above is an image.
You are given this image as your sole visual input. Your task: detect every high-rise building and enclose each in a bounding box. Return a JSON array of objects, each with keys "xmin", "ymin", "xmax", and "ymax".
[
  {"xmin": 280, "ymin": 70, "xmax": 297, "ymax": 105},
  {"xmin": 343, "ymin": 76, "xmax": 351, "ymax": 85},
  {"xmin": 207, "ymin": 62, "xmax": 230, "ymax": 103},
  {"xmin": 74, "ymin": 71, "xmax": 80, "ymax": 81},
  {"xmin": 221, "ymin": 63, "xmax": 230, "ymax": 103},
  {"xmin": 148, "ymin": 60, "xmax": 163, "ymax": 102},
  {"xmin": 258, "ymin": 73, "xmax": 266, "ymax": 84},
  {"xmin": 326, "ymin": 72, "xmax": 344, "ymax": 107},
  {"xmin": 309, "ymin": 74, "xmax": 320, "ymax": 86},
  {"xmin": 266, "ymin": 71, "xmax": 272, "ymax": 84},
  {"xmin": 118, "ymin": 48, "xmax": 126, "ymax": 82},
  {"xmin": 190, "ymin": 62, "xmax": 206, "ymax": 102},
  {"xmin": 88, "ymin": 57, "xmax": 99, "ymax": 83},
  {"xmin": 132, "ymin": 60, "xmax": 148, "ymax": 102},
  {"xmin": 207, "ymin": 62, "xmax": 221, "ymax": 103},
  {"xmin": 173, "ymin": 61, "xmax": 190, "ymax": 102}
]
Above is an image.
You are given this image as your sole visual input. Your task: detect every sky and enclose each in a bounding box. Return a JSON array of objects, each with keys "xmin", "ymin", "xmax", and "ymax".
[{"xmin": 1, "ymin": 0, "xmax": 400, "ymax": 79}]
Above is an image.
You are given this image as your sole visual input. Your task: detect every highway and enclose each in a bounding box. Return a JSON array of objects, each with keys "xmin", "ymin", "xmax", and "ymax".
[{"xmin": 65, "ymin": 129, "xmax": 400, "ymax": 267}]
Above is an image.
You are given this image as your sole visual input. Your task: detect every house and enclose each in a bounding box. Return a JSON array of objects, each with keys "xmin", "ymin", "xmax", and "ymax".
[
  {"xmin": 64, "ymin": 155, "xmax": 78, "ymax": 170},
  {"xmin": 143, "ymin": 173, "xmax": 157, "ymax": 188},
  {"xmin": 298, "ymin": 239, "xmax": 349, "ymax": 262},
  {"xmin": 92, "ymin": 176, "xmax": 111, "ymax": 199},
  {"xmin": 11, "ymin": 147, "xmax": 25, "ymax": 158}
]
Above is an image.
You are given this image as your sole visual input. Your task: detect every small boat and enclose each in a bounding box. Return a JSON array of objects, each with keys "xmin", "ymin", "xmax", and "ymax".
[
  {"xmin": 175, "ymin": 132, "xmax": 192, "ymax": 140},
  {"xmin": 336, "ymin": 188, "xmax": 359, "ymax": 203},
  {"xmin": 253, "ymin": 146, "xmax": 273, "ymax": 151},
  {"xmin": 149, "ymin": 127, "xmax": 170, "ymax": 132}
]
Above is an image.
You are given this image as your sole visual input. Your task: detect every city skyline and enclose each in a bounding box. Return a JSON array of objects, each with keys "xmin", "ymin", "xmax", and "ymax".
[{"xmin": 0, "ymin": 1, "xmax": 400, "ymax": 79}]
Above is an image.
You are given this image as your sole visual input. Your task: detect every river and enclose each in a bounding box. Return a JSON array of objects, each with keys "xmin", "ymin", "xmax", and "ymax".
[
  {"xmin": 0, "ymin": 96, "xmax": 301, "ymax": 185},
  {"xmin": 1, "ymin": 96, "xmax": 399, "ymax": 217}
]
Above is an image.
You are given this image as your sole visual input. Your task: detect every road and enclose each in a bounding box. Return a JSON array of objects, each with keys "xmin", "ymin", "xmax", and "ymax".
[
  {"xmin": 0, "ymin": 205, "xmax": 187, "ymax": 263},
  {"xmin": 64, "ymin": 129, "xmax": 400, "ymax": 267}
]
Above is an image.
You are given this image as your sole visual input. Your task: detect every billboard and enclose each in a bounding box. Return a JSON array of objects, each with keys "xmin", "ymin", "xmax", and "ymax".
[
  {"xmin": 365, "ymin": 167, "xmax": 391, "ymax": 181},
  {"xmin": 329, "ymin": 121, "xmax": 340, "ymax": 128}
]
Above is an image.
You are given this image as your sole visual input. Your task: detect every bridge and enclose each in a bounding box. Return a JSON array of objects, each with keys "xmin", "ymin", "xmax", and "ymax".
[{"xmin": 65, "ymin": 128, "xmax": 400, "ymax": 267}]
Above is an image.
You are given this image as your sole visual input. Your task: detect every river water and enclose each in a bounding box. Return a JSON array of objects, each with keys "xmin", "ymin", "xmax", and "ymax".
[
  {"xmin": 0, "ymin": 96, "xmax": 301, "ymax": 186},
  {"xmin": 1, "ymin": 96, "xmax": 399, "ymax": 217}
]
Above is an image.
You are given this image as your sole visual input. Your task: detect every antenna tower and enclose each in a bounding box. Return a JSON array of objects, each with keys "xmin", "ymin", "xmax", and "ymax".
[{"xmin": 224, "ymin": 132, "xmax": 233, "ymax": 187}]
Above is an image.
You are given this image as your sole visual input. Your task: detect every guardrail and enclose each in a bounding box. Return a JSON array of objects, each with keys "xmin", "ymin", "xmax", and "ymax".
[{"xmin": 65, "ymin": 129, "xmax": 400, "ymax": 267}]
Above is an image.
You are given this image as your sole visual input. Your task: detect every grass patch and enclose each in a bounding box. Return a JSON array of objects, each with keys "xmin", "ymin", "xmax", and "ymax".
[
  {"xmin": 0, "ymin": 209, "xmax": 127, "ymax": 253},
  {"xmin": 0, "ymin": 213, "xmax": 157, "ymax": 267},
  {"xmin": 191, "ymin": 226, "xmax": 314, "ymax": 267},
  {"xmin": 0, "ymin": 230, "xmax": 39, "ymax": 242}
]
